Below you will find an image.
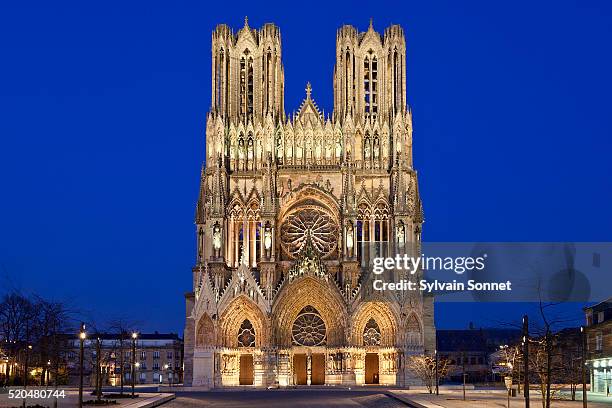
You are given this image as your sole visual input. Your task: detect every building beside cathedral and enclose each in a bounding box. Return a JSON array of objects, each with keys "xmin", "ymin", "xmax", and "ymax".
[{"xmin": 183, "ymin": 18, "xmax": 435, "ymax": 387}]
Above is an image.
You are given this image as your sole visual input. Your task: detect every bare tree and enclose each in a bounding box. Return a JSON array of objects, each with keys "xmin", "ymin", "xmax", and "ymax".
[
  {"xmin": 107, "ymin": 318, "xmax": 138, "ymax": 395},
  {"xmin": 407, "ymin": 355, "xmax": 449, "ymax": 393},
  {"xmin": 0, "ymin": 292, "xmax": 36, "ymax": 386},
  {"xmin": 33, "ymin": 297, "xmax": 74, "ymax": 387}
]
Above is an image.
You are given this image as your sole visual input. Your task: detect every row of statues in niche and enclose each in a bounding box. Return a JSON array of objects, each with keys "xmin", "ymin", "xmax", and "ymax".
[
  {"xmin": 229, "ymin": 135, "xmax": 344, "ymax": 170},
  {"xmin": 224, "ymin": 133, "xmax": 392, "ymax": 170}
]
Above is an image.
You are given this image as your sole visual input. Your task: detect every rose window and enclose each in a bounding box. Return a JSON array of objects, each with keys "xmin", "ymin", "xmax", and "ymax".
[
  {"xmin": 363, "ymin": 318, "xmax": 381, "ymax": 346},
  {"xmin": 280, "ymin": 207, "xmax": 338, "ymax": 259},
  {"xmin": 292, "ymin": 306, "xmax": 327, "ymax": 346},
  {"xmin": 237, "ymin": 319, "xmax": 255, "ymax": 347}
]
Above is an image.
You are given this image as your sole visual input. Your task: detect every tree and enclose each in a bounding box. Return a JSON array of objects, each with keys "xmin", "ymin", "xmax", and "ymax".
[
  {"xmin": 32, "ymin": 297, "xmax": 73, "ymax": 387},
  {"xmin": 0, "ymin": 292, "xmax": 36, "ymax": 386},
  {"xmin": 107, "ymin": 318, "xmax": 138, "ymax": 395},
  {"xmin": 523, "ymin": 300, "xmax": 581, "ymax": 408},
  {"xmin": 407, "ymin": 355, "xmax": 449, "ymax": 393},
  {"xmin": 495, "ymin": 345, "xmax": 522, "ymax": 387}
]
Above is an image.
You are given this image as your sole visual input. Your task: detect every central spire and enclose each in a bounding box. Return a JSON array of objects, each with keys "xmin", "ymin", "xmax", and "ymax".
[{"xmin": 305, "ymin": 82, "xmax": 312, "ymax": 99}]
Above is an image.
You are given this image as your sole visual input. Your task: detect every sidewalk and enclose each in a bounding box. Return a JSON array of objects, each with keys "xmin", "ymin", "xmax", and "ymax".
[
  {"xmin": 387, "ymin": 389, "xmax": 612, "ymax": 408},
  {"xmin": 0, "ymin": 388, "xmax": 174, "ymax": 408}
]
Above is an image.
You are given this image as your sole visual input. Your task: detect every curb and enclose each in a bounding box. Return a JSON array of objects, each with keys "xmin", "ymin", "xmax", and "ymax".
[
  {"xmin": 139, "ymin": 394, "xmax": 175, "ymax": 408},
  {"xmin": 384, "ymin": 392, "xmax": 428, "ymax": 408}
]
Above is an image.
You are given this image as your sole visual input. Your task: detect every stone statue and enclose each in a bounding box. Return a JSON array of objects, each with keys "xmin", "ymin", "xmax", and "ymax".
[
  {"xmin": 345, "ymin": 223, "xmax": 354, "ymax": 258},
  {"xmin": 396, "ymin": 224, "xmax": 405, "ymax": 244},
  {"xmin": 373, "ymin": 138, "xmax": 380, "ymax": 160},
  {"xmin": 238, "ymin": 139, "xmax": 245, "ymax": 160},
  {"xmin": 264, "ymin": 227, "xmax": 272, "ymax": 257},
  {"xmin": 212, "ymin": 223, "xmax": 222, "ymax": 257}
]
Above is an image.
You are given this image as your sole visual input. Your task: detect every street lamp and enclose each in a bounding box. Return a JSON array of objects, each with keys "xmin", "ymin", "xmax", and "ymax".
[
  {"xmin": 78, "ymin": 323, "xmax": 86, "ymax": 408},
  {"xmin": 131, "ymin": 332, "xmax": 137, "ymax": 398},
  {"xmin": 164, "ymin": 364, "xmax": 169, "ymax": 385},
  {"xmin": 135, "ymin": 362, "xmax": 140, "ymax": 386}
]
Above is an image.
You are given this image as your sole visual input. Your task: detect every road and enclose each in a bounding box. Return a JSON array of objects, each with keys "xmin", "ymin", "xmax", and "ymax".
[{"xmin": 162, "ymin": 389, "xmax": 410, "ymax": 407}]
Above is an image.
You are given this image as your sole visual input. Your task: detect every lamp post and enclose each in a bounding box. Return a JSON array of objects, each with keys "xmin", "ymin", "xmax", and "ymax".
[
  {"xmin": 164, "ymin": 364, "xmax": 169, "ymax": 385},
  {"xmin": 131, "ymin": 332, "xmax": 137, "ymax": 398},
  {"xmin": 134, "ymin": 362, "xmax": 140, "ymax": 387},
  {"xmin": 78, "ymin": 323, "xmax": 86, "ymax": 408},
  {"xmin": 581, "ymin": 326, "xmax": 587, "ymax": 408}
]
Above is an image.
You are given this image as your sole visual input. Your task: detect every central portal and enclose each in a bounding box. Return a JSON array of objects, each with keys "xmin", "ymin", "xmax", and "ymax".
[
  {"xmin": 293, "ymin": 354, "xmax": 307, "ymax": 385},
  {"xmin": 311, "ymin": 353, "xmax": 325, "ymax": 385}
]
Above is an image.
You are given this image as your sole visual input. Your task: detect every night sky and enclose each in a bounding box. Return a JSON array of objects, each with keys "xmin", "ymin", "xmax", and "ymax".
[{"xmin": 1, "ymin": 1, "xmax": 611, "ymax": 334}]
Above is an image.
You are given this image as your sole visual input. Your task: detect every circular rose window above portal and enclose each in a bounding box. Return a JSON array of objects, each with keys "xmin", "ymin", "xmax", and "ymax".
[
  {"xmin": 292, "ymin": 306, "xmax": 327, "ymax": 346},
  {"xmin": 280, "ymin": 206, "xmax": 338, "ymax": 259}
]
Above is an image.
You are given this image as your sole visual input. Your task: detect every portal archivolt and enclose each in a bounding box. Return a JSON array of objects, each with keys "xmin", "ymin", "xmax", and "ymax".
[
  {"xmin": 351, "ymin": 301, "xmax": 398, "ymax": 347},
  {"xmin": 218, "ymin": 295, "xmax": 268, "ymax": 347},
  {"xmin": 272, "ymin": 277, "xmax": 346, "ymax": 347}
]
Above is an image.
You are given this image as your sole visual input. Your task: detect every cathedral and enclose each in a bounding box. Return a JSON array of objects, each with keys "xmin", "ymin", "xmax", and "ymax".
[{"xmin": 183, "ymin": 18, "xmax": 435, "ymax": 388}]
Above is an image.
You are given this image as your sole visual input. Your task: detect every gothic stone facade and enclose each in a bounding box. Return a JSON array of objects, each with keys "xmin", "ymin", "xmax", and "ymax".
[{"xmin": 184, "ymin": 18, "xmax": 435, "ymax": 388}]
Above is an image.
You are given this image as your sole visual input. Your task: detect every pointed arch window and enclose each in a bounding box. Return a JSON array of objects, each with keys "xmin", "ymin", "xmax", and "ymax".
[
  {"xmin": 247, "ymin": 56, "xmax": 254, "ymax": 115},
  {"xmin": 364, "ymin": 56, "xmax": 370, "ymax": 113},
  {"xmin": 240, "ymin": 56, "xmax": 246, "ymax": 116},
  {"xmin": 364, "ymin": 52, "xmax": 378, "ymax": 115},
  {"xmin": 265, "ymin": 48, "xmax": 273, "ymax": 113},
  {"xmin": 240, "ymin": 51, "xmax": 254, "ymax": 116},
  {"xmin": 363, "ymin": 318, "xmax": 382, "ymax": 346},
  {"xmin": 215, "ymin": 48, "xmax": 224, "ymax": 110},
  {"xmin": 345, "ymin": 48, "xmax": 352, "ymax": 114},
  {"xmin": 357, "ymin": 203, "xmax": 371, "ymax": 267},
  {"xmin": 371, "ymin": 57, "xmax": 378, "ymax": 114},
  {"xmin": 237, "ymin": 319, "xmax": 256, "ymax": 347},
  {"xmin": 374, "ymin": 200, "xmax": 390, "ymax": 257},
  {"xmin": 393, "ymin": 48, "xmax": 400, "ymax": 114}
]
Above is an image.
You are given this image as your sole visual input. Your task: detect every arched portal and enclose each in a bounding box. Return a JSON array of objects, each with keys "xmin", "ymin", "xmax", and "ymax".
[
  {"xmin": 218, "ymin": 295, "xmax": 268, "ymax": 348},
  {"xmin": 272, "ymin": 277, "xmax": 346, "ymax": 347},
  {"xmin": 351, "ymin": 301, "xmax": 399, "ymax": 347}
]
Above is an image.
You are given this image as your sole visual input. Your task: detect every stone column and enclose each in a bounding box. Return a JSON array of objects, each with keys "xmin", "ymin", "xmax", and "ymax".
[
  {"xmin": 306, "ymin": 354, "xmax": 312, "ymax": 386},
  {"xmin": 244, "ymin": 218, "xmax": 250, "ymax": 265}
]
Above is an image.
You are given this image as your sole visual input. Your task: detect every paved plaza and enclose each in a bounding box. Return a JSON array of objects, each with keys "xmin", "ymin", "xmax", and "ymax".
[
  {"xmin": 2, "ymin": 386, "xmax": 611, "ymax": 407},
  {"xmin": 0, "ymin": 387, "xmax": 173, "ymax": 408},
  {"xmin": 163, "ymin": 389, "xmax": 407, "ymax": 408},
  {"xmin": 389, "ymin": 389, "xmax": 612, "ymax": 408}
]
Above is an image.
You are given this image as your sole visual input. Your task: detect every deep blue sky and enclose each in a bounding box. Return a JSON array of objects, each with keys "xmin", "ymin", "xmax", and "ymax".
[{"xmin": 1, "ymin": 1, "xmax": 610, "ymax": 334}]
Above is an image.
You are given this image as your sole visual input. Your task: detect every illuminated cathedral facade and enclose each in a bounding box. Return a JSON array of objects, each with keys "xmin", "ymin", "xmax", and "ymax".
[{"xmin": 184, "ymin": 18, "xmax": 435, "ymax": 387}]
